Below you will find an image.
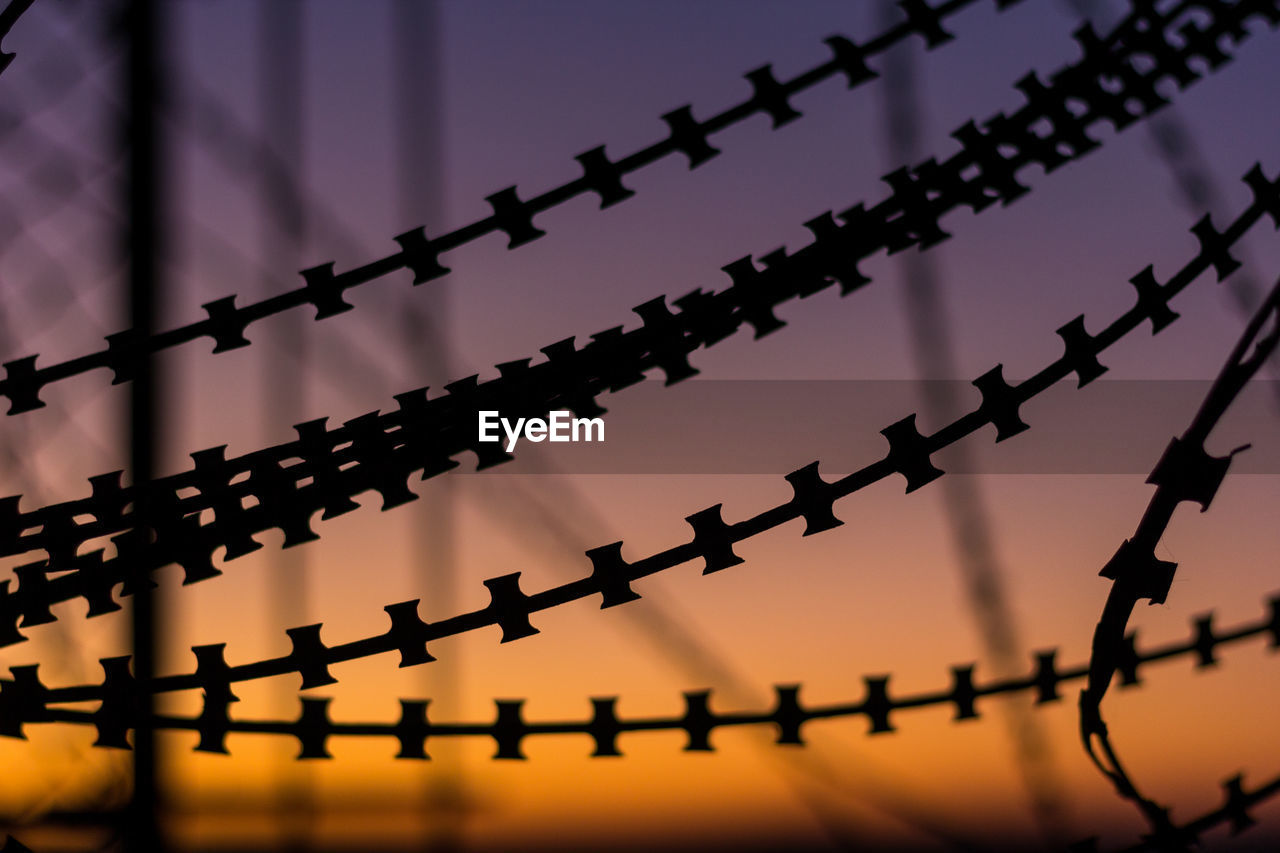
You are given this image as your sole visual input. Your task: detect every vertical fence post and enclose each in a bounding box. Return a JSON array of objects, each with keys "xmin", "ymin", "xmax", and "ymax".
[{"xmin": 124, "ymin": 0, "xmax": 163, "ymax": 848}]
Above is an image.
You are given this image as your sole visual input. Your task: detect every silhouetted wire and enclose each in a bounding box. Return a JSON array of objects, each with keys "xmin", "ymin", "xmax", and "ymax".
[
  {"xmin": 0, "ymin": 305, "xmax": 119, "ymax": 827},
  {"xmin": 387, "ymin": 3, "xmax": 477, "ymax": 851},
  {"xmin": 0, "ymin": 167, "xmax": 1275, "ymax": 693},
  {"xmin": 1062, "ymin": 0, "xmax": 1280, "ymax": 413},
  {"xmin": 107, "ymin": 6, "xmax": 432, "ymax": 391},
  {"xmin": 2, "ymin": 165, "xmax": 1274, "ymax": 714},
  {"xmin": 0, "ymin": 0, "xmax": 1066, "ymax": 416},
  {"xmin": 1079, "ymin": 273, "xmax": 1280, "ymax": 851},
  {"xmin": 464, "ymin": 458, "xmax": 982, "ymax": 852},
  {"xmin": 159, "ymin": 9, "xmax": 915, "ymax": 848},
  {"xmin": 876, "ymin": 1, "xmax": 1070, "ymax": 843},
  {"xmin": 0, "ymin": 4, "xmax": 1274, "ymax": 845},
  {"xmin": 1, "ymin": 1, "xmax": 1271, "ymax": 639},
  {"xmin": 5, "ymin": 594, "xmax": 1274, "ymax": 766},
  {"xmin": 1107, "ymin": 773, "xmax": 1280, "ymax": 852},
  {"xmin": 162, "ymin": 11, "xmax": 943, "ymax": 844},
  {"xmin": 0, "ymin": 365, "xmax": 122, "ymax": 829}
]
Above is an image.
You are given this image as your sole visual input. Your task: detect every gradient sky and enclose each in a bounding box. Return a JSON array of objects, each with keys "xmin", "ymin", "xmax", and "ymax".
[{"xmin": 2, "ymin": 1, "xmax": 1280, "ymax": 850}]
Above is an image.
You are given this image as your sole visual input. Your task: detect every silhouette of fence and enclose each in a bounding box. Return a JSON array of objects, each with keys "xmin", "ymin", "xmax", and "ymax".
[
  {"xmin": 3, "ymin": 0, "xmax": 1280, "ymax": 850},
  {"xmin": 4, "ymin": 593, "xmax": 1276, "ymax": 759},
  {"xmin": 1, "ymin": 0, "xmax": 1276, "ymax": 648},
  {"xmin": 0, "ymin": 0, "xmax": 1270, "ymax": 417},
  {"xmin": 0, "ymin": 158, "xmax": 1274, "ymax": 680}
]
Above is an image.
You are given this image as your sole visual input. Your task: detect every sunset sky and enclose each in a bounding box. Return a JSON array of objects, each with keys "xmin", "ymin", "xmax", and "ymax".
[{"xmin": 1, "ymin": 1, "xmax": 1280, "ymax": 850}]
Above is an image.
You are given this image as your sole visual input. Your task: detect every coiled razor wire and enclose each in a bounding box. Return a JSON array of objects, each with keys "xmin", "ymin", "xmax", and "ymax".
[
  {"xmin": 1077, "ymin": 275, "xmax": 1280, "ymax": 849},
  {"xmin": 1, "ymin": 1, "xmax": 1278, "ymax": 641},
  {"xmin": 0, "ymin": 0, "xmax": 1022, "ymax": 415},
  {"xmin": 1104, "ymin": 771, "xmax": 1280, "ymax": 851},
  {"xmin": 0, "ymin": 159, "xmax": 1274, "ymax": 722}
]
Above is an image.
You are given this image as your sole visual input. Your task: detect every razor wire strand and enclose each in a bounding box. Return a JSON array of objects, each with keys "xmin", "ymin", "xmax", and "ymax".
[
  {"xmin": 0, "ymin": 154, "xmax": 1276, "ymax": 675},
  {"xmin": 1105, "ymin": 773, "xmax": 1280, "ymax": 852},
  {"xmin": 8, "ymin": 596, "xmax": 1274, "ymax": 852},
  {"xmin": 465, "ymin": 462, "xmax": 989, "ymax": 851},
  {"xmin": 0, "ymin": 0, "xmax": 1275, "ymax": 640},
  {"xmin": 0, "ymin": 594, "xmax": 1273, "ymax": 766},
  {"xmin": 0, "ymin": 0, "xmax": 1021, "ymax": 414},
  {"xmin": 1078, "ymin": 274, "xmax": 1280, "ymax": 850},
  {"xmin": 2, "ymin": 159, "xmax": 1277, "ymax": 717},
  {"xmin": 35, "ymin": 9, "xmax": 954, "ymax": 844},
  {"xmin": 0, "ymin": 0, "xmax": 1205, "ymax": 417},
  {"xmin": 156, "ymin": 17, "xmax": 976, "ymax": 844},
  {"xmin": 1063, "ymin": 0, "xmax": 1280, "ymax": 420}
]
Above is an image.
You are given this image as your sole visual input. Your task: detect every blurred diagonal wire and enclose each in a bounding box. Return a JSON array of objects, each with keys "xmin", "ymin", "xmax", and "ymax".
[{"xmin": 876, "ymin": 1, "xmax": 1067, "ymax": 844}]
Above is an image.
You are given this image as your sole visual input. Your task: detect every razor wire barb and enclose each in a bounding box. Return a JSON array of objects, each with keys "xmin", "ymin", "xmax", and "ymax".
[
  {"xmin": 0, "ymin": 0, "xmax": 1022, "ymax": 416},
  {"xmin": 3, "ymin": 158, "xmax": 1278, "ymax": 720},
  {"xmin": 1, "ymin": 593, "xmax": 1274, "ymax": 763},
  {"xmin": 0, "ymin": 0, "xmax": 1276, "ymax": 643},
  {"xmin": 1077, "ymin": 275, "xmax": 1280, "ymax": 850}
]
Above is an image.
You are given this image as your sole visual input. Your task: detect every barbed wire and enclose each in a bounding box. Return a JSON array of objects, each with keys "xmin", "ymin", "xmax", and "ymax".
[
  {"xmin": 1079, "ymin": 271, "xmax": 1280, "ymax": 849},
  {"xmin": 2, "ymin": 0, "xmax": 1268, "ymax": 422},
  {"xmin": 1071, "ymin": 770, "xmax": 1280, "ymax": 852},
  {"xmin": 1063, "ymin": 0, "xmax": 1273, "ymax": 339},
  {"xmin": 0, "ymin": 0, "xmax": 1026, "ymax": 416},
  {"xmin": 1107, "ymin": 773, "xmax": 1280, "ymax": 851},
  {"xmin": 0, "ymin": 0, "xmax": 1274, "ymax": 644},
  {"xmin": 1, "ymin": 158, "xmax": 1276, "ymax": 722},
  {"xmin": 0, "ymin": 593, "xmax": 1272, "ymax": 767}
]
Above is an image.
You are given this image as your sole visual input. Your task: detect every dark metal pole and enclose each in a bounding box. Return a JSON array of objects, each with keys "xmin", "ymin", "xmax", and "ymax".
[{"xmin": 125, "ymin": 0, "xmax": 163, "ymax": 849}]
